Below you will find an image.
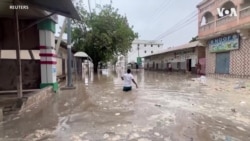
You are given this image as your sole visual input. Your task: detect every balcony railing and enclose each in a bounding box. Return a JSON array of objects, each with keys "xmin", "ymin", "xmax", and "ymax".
[
  {"xmin": 240, "ymin": 6, "xmax": 250, "ymax": 18},
  {"xmin": 199, "ymin": 21, "xmax": 214, "ymax": 32},
  {"xmin": 216, "ymin": 15, "xmax": 237, "ymax": 27}
]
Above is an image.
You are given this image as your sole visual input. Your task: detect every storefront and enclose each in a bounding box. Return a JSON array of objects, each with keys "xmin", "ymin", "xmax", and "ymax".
[
  {"xmin": 206, "ymin": 33, "xmax": 250, "ymax": 77},
  {"xmin": 143, "ymin": 41, "xmax": 206, "ymax": 74}
]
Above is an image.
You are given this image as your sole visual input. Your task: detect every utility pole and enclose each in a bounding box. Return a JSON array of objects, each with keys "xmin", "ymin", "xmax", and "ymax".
[
  {"xmin": 61, "ymin": 18, "xmax": 76, "ymax": 90},
  {"xmin": 67, "ymin": 18, "xmax": 74, "ymax": 87},
  {"xmin": 137, "ymin": 46, "xmax": 140, "ymax": 57}
]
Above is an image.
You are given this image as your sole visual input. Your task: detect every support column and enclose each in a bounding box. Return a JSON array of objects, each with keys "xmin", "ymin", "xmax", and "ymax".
[
  {"xmin": 14, "ymin": 6, "xmax": 23, "ymax": 98},
  {"xmin": 38, "ymin": 19, "xmax": 58, "ymax": 92}
]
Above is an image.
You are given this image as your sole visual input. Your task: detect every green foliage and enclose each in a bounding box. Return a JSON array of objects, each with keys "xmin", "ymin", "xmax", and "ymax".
[
  {"xmin": 190, "ymin": 36, "xmax": 198, "ymax": 43},
  {"xmin": 72, "ymin": 1, "xmax": 138, "ymax": 72}
]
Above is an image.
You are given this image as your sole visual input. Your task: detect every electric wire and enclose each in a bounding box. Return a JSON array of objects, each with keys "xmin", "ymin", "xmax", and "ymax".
[
  {"xmin": 155, "ymin": 11, "xmax": 198, "ymax": 40},
  {"xmin": 156, "ymin": 16, "xmax": 198, "ymax": 40}
]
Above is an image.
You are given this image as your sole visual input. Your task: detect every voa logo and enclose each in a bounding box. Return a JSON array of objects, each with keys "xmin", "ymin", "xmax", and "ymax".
[{"xmin": 217, "ymin": 8, "xmax": 237, "ymax": 17}]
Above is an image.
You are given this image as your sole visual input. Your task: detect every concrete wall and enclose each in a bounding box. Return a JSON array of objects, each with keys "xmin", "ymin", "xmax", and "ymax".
[
  {"xmin": 198, "ymin": 0, "xmax": 250, "ymax": 38},
  {"xmin": 56, "ymin": 47, "xmax": 67, "ymax": 76},
  {"xmin": 20, "ymin": 86, "xmax": 53, "ymax": 113},
  {"xmin": 0, "ymin": 60, "xmax": 41, "ymax": 91},
  {"xmin": 0, "ymin": 19, "xmax": 40, "ymax": 91},
  {"xmin": 197, "ymin": 47, "xmax": 206, "ymax": 59}
]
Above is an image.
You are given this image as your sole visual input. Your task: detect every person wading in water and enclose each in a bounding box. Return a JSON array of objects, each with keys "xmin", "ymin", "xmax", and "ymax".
[{"xmin": 121, "ymin": 69, "xmax": 138, "ymax": 92}]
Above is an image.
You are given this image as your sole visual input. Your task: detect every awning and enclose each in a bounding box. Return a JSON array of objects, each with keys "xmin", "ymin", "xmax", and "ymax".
[
  {"xmin": 74, "ymin": 51, "xmax": 93, "ymax": 62},
  {"xmin": 74, "ymin": 52, "xmax": 89, "ymax": 58},
  {"xmin": 20, "ymin": 0, "xmax": 80, "ymax": 20}
]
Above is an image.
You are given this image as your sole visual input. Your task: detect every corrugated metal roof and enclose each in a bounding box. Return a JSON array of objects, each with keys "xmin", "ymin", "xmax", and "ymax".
[
  {"xmin": 143, "ymin": 41, "xmax": 204, "ymax": 58},
  {"xmin": 0, "ymin": 0, "xmax": 80, "ymax": 20}
]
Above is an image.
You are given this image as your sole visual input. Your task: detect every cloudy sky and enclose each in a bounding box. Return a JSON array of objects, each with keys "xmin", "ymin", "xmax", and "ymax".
[{"xmin": 56, "ymin": 0, "xmax": 201, "ymax": 48}]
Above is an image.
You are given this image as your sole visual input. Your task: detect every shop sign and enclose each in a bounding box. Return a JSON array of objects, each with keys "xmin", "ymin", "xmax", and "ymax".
[
  {"xmin": 208, "ymin": 34, "xmax": 239, "ymax": 53},
  {"xmin": 137, "ymin": 57, "xmax": 142, "ymax": 65}
]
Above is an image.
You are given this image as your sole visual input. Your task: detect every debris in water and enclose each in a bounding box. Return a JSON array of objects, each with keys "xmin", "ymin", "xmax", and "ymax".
[
  {"xmin": 64, "ymin": 102, "xmax": 69, "ymax": 107},
  {"xmin": 26, "ymin": 110, "xmax": 31, "ymax": 112},
  {"xmin": 155, "ymin": 104, "xmax": 161, "ymax": 107},
  {"xmin": 231, "ymin": 109, "xmax": 236, "ymax": 113},
  {"xmin": 79, "ymin": 132, "xmax": 87, "ymax": 137},
  {"xmin": 138, "ymin": 138, "xmax": 152, "ymax": 141},
  {"xmin": 129, "ymin": 133, "xmax": 140, "ymax": 140},
  {"xmin": 112, "ymin": 135, "xmax": 121, "ymax": 141},
  {"xmin": 237, "ymin": 126, "xmax": 246, "ymax": 131},
  {"xmin": 154, "ymin": 132, "xmax": 160, "ymax": 136},
  {"xmin": 103, "ymin": 134, "xmax": 109, "ymax": 139},
  {"xmin": 240, "ymin": 101, "xmax": 246, "ymax": 105},
  {"xmin": 13, "ymin": 117, "xmax": 20, "ymax": 120}
]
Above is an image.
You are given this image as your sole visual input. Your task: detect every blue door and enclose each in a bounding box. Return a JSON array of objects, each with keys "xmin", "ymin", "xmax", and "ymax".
[{"xmin": 215, "ymin": 52, "xmax": 230, "ymax": 74}]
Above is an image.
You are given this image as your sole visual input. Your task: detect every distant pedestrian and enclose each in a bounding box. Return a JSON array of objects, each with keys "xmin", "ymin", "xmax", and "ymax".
[
  {"xmin": 121, "ymin": 69, "xmax": 138, "ymax": 92},
  {"xmin": 196, "ymin": 63, "xmax": 201, "ymax": 75},
  {"xmin": 136, "ymin": 63, "xmax": 139, "ymax": 71}
]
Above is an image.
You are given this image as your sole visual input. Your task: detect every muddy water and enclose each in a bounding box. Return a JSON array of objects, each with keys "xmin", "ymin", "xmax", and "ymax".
[{"xmin": 0, "ymin": 69, "xmax": 250, "ymax": 141}]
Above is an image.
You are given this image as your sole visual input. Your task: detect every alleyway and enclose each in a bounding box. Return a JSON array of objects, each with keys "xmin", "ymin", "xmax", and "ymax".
[{"xmin": 0, "ymin": 70, "xmax": 250, "ymax": 141}]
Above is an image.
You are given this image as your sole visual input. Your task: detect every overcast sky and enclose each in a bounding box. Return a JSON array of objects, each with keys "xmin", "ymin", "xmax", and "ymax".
[{"xmin": 56, "ymin": 0, "xmax": 201, "ymax": 48}]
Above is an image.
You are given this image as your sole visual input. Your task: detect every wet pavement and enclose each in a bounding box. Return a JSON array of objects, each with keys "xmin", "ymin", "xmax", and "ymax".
[{"xmin": 0, "ymin": 69, "xmax": 250, "ymax": 141}]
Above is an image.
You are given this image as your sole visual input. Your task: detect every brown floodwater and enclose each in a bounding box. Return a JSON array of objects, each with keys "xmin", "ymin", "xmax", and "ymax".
[{"xmin": 0, "ymin": 69, "xmax": 250, "ymax": 141}]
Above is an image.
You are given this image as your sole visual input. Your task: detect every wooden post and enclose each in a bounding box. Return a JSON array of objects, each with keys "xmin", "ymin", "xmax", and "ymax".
[{"xmin": 14, "ymin": 0, "xmax": 23, "ymax": 98}]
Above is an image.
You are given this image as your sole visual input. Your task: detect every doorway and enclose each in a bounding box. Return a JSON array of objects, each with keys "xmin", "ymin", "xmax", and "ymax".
[
  {"xmin": 187, "ymin": 59, "xmax": 192, "ymax": 72},
  {"xmin": 215, "ymin": 52, "xmax": 230, "ymax": 74}
]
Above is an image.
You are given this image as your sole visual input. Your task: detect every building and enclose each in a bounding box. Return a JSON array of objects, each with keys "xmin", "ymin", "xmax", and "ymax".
[
  {"xmin": 127, "ymin": 39, "xmax": 164, "ymax": 68},
  {"xmin": 143, "ymin": 41, "xmax": 205, "ymax": 74},
  {"xmin": 0, "ymin": 0, "xmax": 80, "ymax": 97},
  {"xmin": 197, "ymin": 0, "xmax": 250, "ymax": 78}
]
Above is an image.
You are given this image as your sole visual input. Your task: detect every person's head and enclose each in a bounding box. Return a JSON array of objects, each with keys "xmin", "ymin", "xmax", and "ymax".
[{"xmin": 127, "ymin": 69, "xmax": 131, "ymax": 73}]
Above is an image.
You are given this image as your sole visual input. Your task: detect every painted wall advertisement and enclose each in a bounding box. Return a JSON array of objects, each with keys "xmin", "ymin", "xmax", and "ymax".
[{"xmin": 208, "ymin": 34, "xmax": 239, "ymax": 53}]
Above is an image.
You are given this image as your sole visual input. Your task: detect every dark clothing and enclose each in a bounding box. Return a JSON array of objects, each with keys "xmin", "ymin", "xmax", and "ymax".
[
  {"xmin": 136, "ymin": 64, "xmax": 139, "ymax": 69},
  {"xmin": 123, "ymin": 86, "xmax": 132, "ymax": 92}
]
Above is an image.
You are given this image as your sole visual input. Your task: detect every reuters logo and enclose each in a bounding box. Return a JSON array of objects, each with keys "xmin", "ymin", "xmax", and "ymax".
[{"xmin": 9, "ymin": 5, "xmax": 29, "ymax": 10}]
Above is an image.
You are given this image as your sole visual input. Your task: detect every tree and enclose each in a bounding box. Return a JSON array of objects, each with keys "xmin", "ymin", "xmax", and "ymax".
[
  {"xmin": 72, "ymin": 1, "xmax": 138, "ymax": 73},
  {"xmin": 189, "ymin": 36, "xmax": 198, "ymax": 43}
]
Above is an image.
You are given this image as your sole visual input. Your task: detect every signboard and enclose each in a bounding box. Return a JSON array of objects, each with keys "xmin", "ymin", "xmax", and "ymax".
[
  {"xmin": 137, "ymin": 57, "xmax": 142, "ymax": 64},
  {"xmin": 209, "ymin": 34, "xmax": 239, "ymax": 53}
]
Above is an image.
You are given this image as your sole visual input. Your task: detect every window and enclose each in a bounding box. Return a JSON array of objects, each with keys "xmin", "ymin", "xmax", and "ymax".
[
  {"xmin": 138, "ymin": 44, "xmax": 140, "ymax": 47},
  {"xmin": 151, "ymin": 44, "xmax": 153, "ymax": 47},
  {"xmin": 144, "ymin": 44, "xmax": 147, "ymax": 47},
  {"xmin": 151, "ymin": 51, "xmax": 153, "ymax": 53},
  {"xmin": 158, "ymin": 45, "xmax": 160, "ymax": 47},
  {"xmin": 145, "ymin": 50, "xmax": 147, "ymax": 53}
]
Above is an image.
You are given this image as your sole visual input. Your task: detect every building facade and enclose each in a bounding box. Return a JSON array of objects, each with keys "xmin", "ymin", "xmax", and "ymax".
[
  {"xmin": 143, "ymin": 41, "xmax": 206, "ymax": 74},
  {"xmin": 197, "ymin": 0, "xmax": 250, "ymax": 78},
  {"xmin": 127, "ymin": 39, "xmax": 164, "ymax": 68}
]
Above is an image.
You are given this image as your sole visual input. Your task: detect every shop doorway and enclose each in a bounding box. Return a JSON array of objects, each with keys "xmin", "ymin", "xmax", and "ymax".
[
  {"xmin": 215, "ymin": 52, "xmax": 230, "ymax": 74},
  {"xmin": 186, "ymin": 59, "xmax": 192, "ymax": 71}
]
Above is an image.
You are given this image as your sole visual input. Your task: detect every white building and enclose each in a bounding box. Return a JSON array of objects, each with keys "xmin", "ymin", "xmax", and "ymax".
[{"xmin": 127, "ymin": 39, "xmax": 164, "ymax": 68}]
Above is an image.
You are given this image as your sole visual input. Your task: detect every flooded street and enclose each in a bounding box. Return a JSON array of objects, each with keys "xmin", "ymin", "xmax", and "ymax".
[{"xmin": 0, "ymin": 69, "xmax": 250, "ymax": 141}]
